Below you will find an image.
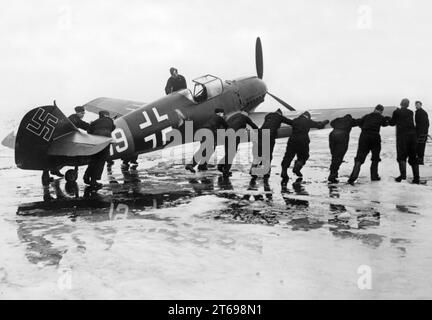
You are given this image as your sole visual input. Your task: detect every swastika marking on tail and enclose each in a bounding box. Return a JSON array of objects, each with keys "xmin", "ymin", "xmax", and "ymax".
[{"xmin": 26, "ymin": 108, "xmax": 59, "ymax": 141}]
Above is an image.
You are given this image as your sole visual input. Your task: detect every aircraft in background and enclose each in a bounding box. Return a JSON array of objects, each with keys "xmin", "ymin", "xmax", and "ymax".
[{"xmin": 2, "ymin": 37, "xmax": 396, "ymax": 185}]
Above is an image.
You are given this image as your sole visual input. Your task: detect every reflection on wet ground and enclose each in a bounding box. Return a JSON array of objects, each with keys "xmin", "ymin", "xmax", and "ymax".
[{"xmin": 14, "ymin": 160, "xmax": 392, "ymax": 265}]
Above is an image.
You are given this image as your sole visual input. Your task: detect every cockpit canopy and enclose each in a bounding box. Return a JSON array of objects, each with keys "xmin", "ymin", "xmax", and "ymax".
[
  {"xmin": 193, "ymin": 75, "xmax": 224, "ymax": 102},
  {"xmin": 177, "ymin": 74, "xmax": 224, "ymax": 104}
]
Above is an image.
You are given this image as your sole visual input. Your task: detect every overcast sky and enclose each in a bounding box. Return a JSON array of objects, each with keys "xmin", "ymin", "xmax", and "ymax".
[{"xmin": 1, "ymin": 0, "xmax": 432, "ymax": 120}]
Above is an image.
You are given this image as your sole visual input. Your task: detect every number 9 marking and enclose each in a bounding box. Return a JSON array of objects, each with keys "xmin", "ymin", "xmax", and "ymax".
[{"xmin": 112, "ymin": 128, "xmax": 128, "ymax": 153}]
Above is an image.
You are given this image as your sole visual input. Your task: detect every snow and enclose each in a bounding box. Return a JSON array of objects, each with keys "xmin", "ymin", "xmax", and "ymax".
[{"xmin": 1, "ymin": 123, "xmax": 432, "ymax": 299}]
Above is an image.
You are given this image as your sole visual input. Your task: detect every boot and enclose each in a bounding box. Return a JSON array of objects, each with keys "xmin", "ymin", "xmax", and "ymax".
[
  {"xmin": 292, "ymin": 160, "xmax": 304, "ymax": 177},
  {"xmin": 328, "ymin": 170, "xmax": 339, "ymax": 183},
  {"xmin": 370, "ymin": 161, "xmax": 381, "ymax": 181},
  {"xmin": 185, "ymin": 164, "xmax": 196, "ymax": 173},
  {"xmin": 347, "ymin": 161, "xmax": 362, "ymax": 185},
  {"xmin": 83, "ymin": 174, "xmax": 90, "ymax": 185},
  {"xmin": 263, "ymin": 166, "xmax": 271, "ymax": 180},
  {"xmin": 89, "ymin": 175, "xmax": 102, "ymax": 188},
  {"xmin": 411, "ymin": 164, "xmax": 420, "ymax": 184},
  {"xmin": 249, "ymin": 176, "xmax": 257, "ymax": 187},
  {"xmin": 198, "ymin": 163, "xmax": 208, "ymax": 171},
  {"xmin": 395, "ymin": 161, "xmax": 406, "ymax": 182}
]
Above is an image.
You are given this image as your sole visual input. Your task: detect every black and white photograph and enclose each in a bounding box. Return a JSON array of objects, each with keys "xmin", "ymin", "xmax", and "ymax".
[{"xmin": 1, "ymin": 0, "xmax": 431, "ymax": 303}]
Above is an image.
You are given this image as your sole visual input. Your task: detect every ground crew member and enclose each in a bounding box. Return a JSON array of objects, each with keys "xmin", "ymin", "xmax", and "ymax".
[
  {"xmin": 218, "ymin": 111, "xmax": 258, "ymax": 177},
  {"xmin": 281, "ymin": 111, "xmax": 329, "ymax": 184},
  {"xmin": 185, "ymin": 108, "xmax": 228, "ymax": 173},
  {"xmin": 415, "ymin": 101, "xmax": 429, "ymax": 165},
  {"xmin": 68, "ymin": 106, "xmax": 90, "ymax": 131},
  {"xmin": 49, "ymin": 106, "xmax": 91, "ymax": 178},
  {"xmin": 84, "ymin": 110, "xmax": 116, "ymax": 187},
  {"xmin": 347, "ymin": 104, "xmax": 390, "ymax": 185},
  {"xmin": 389, "ymin": 98, "xmax": 420, "ymax": 184},
  {"xmin": 250, "ymin": 109, "xmax": 292, "ymax": 181},
  {"xmin": 165, "ymin": 67, "xmax": 187, "ymax": 94},
  {"xmin": 121, "ymin": 155, "xmax": 139, "ymax": 168},
  {"xmin": 328, "ymin": 114, "xmax": 361, "ymax": 183}
]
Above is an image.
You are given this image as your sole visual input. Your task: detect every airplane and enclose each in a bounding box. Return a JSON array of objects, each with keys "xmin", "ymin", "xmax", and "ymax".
[{"xmin": 3, "ymin": 37, "xmax": 397, "ymax": 187}]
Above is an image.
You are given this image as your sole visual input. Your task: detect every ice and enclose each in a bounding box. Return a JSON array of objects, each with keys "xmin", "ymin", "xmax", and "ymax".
[{"xmin": 1, "ymin": 122, "xmax": 432, "ymax": 299}]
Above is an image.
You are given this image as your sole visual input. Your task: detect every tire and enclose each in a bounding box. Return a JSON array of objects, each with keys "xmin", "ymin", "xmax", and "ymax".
[{"xmin": 65, "ymin": 169, "xmax": 78, "ymax": 182}]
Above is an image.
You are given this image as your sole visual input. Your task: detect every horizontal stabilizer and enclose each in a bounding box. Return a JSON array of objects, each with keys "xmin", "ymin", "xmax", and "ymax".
[
  {"xmin": 1, "ymin": 131, "xmax": 16, "ymax": 149},
  {"xmin": 83, "ymin": 97, "xmax": 146, "ymax": 117},
  {"xmin": 48, "ymin": 131, "xmax": 112, "ymax": 157}
]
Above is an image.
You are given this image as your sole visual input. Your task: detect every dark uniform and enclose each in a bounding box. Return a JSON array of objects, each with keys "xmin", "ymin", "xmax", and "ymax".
[
  {"xmin": 415, "ymin": 108, "xmax": 429, "ymax": 164},
  {"xmin": 48, "ymin": 109, "xmax": 90, "ymax": 179},
  {"xmin": 84, "ymin": 113, "xmax": 116, "ymax": 185},
  {"xmin": 328, "ymin": 115, "xmax": 360, "ymax": 182},
  {"xmin": 389, "ymin": 105, "xmax": 419, "ymax": 182},
  {"xmin": 218, "ymin": 113, "xmax": 258, "ymax": 175},
  {"xmin": 165, "ymin": 74, "xmax": 187, "ymax": 94},
  {"xmin": 68, "ymin": 113, "xmax": 90, "ymax": 131},
  {"xmin": 281, "ymin": 112, "xmax": 329, "ymax": 181},
  {"xmin": 348, "ymin": 108, "xmax": 390, "ymax": 184},
  {"xmin": 186, "ymin": 110, "xmax": 228, "ymax": 172},
  {"xmin": 250, "ymin": 111, "xmax": 292, "ymax": 179}
]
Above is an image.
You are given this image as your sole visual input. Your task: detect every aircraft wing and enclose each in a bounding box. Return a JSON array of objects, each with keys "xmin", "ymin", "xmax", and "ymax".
[
  {"xmin": 248, "ymin": 106, "xmax": 398, "ymax": 139},
  {"xmin": 83, "ymin": 97, "xmax": 146, "ymax": 118},
  {"xmin": 48, "ymin": 130, "xmax": 112, "ymax": 157}
]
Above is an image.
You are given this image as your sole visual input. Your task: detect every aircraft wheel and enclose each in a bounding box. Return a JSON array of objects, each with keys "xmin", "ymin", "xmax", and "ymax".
[{"xmin": 65, "ymin": 169, "xmax": 78, "ymax": 182}]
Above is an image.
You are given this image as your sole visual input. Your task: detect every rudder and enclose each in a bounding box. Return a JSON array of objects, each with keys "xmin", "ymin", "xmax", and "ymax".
[{"xmin": 15, "ymin": 104, "xmax": 76, "ymax": 170}]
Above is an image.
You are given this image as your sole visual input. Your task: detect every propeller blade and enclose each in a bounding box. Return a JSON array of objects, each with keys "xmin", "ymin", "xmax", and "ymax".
[
  {"xmin": 256, "ymin": 37, "xmax": 263, "ymax": 79},
  {"xmin": 267, "ymin": 92, "xmax": 296, "ymax": 111}
]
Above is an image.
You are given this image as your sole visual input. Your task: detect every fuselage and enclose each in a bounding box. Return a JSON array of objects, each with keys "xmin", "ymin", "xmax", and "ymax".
[{"xmin": 108, "ymin": 75, "xmax": 267, "ymax": 160}]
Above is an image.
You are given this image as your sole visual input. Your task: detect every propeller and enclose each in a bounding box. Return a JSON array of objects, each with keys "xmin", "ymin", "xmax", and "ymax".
[
  {"xmin": 256, "ymin": 37, "xmax": 263, "ymax": 79},
  {"xmin": 255, "ymin": 37, "xmax": 296, "ymax": 112},
  {"xmin": 266, "ymin": 92, "xmax": 296, "ymax": 111}
]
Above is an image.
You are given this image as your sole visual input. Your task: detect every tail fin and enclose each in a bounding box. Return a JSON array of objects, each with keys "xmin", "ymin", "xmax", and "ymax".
[{"xmin": 15, "ymin": 105, "xmax": 76, "ymax": 170}]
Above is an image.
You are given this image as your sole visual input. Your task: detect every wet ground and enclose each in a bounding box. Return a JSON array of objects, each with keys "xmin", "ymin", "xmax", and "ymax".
[{"xmin": 1, "ymin": 127, "xmax": 432, "ymax": 299}]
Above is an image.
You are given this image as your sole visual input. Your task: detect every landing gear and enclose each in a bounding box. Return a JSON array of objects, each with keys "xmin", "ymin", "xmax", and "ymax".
[
  {"xmin": 41, "ymin": 170, "xmax": 53, "ymax": 186},
  {"xmin": 65, "ymin": 167, "xmax": 78, "ymax": 183}
]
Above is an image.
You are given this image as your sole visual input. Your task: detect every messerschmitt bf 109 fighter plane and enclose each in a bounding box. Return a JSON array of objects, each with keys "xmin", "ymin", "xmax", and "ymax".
[{"xmin": 6, "ymin": 37, "xmax": 395, "ymax": 185}]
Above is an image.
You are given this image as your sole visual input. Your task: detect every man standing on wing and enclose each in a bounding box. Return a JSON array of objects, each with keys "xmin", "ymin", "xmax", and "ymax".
[{"xmin": 165, "ymin": 67, "xmax": 187, "ymax": 94}]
